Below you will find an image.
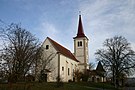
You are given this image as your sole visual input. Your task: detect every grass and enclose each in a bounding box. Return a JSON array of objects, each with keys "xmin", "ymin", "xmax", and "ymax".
[
  {"xmin": 74, "ymin": 82, "xmax": 116, "ymax": 89},
  {"xmin": 0, "ymin": 82, "xmax": 117, "ymax": 90}
]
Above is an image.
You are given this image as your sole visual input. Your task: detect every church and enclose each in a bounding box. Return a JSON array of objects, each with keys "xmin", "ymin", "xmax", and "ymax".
[{"xmin": 39, "ymin": 15, "xmax": 105, "ymax": 82}]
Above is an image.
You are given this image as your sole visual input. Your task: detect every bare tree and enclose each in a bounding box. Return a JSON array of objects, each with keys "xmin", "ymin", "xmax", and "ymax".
[
  {"xmin": 0, "ymin": 24, "xmax": 40, "ymax": 82},
  {"xmin": 95, "ymin": 36, "xmax": 135, "ymax": 88},
  {"xmin": 36, "ymin": 47, "xmax": 56, "ymax": 82},
  {"xmin": 89, "ymin": 62, "xmax": 95, "ymax": 70},
  {"xmin": 39, "ymin": 48, "xmax": 56, "ymax": 71},
  {"xmin": 74, "ymin": 69, "xmax": 83, "ymax": 82}
]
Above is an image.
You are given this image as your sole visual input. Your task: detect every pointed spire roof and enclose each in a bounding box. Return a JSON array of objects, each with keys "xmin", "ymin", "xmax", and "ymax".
[
  {"xmin": 96, "ymin": 61, "xmax": 105, "ymax": 72},
  {"xmin": 74, "ymin": 15, "xmax": 86, "ymax": 39}
]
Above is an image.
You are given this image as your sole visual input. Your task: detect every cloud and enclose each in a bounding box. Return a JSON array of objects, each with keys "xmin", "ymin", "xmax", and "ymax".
[
  {"xmin": 0, "ymin": 41, "xmax": 3, "ymax": 50},
  {"xmin": 77, "ymin": 0, "xmax": 135, "ymax": 63},
  {"xmin": 35, "ymin": 21, "xmax": 60, "ymax": 42},
  {"xmin": 38, "ymin": 21, "xmax": 76, "ymax": 52},
  {"xmin": 41, "ymin": 22, "xmax": 58, "ymax": 38},
  {"xmin": 131, "ymin": 42, "xmax": 135, "ymax": 51}
]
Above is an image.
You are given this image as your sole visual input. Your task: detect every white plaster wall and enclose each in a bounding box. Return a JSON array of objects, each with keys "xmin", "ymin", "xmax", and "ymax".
[
  {"xmin": 75, "ymin": 39, "xmax": 84, "ymax": 57},
  {"xmin": 75, "ymin": 39, "xmax": 84, "ymax": 64},
  {"xmin": 78, "ymin": 64, "xmax": 85, "ymax": 72},
  {"xmin": 90, "ymin": 75, "xmax": 105, "ymax": 82},
  {"xmin": 48, "ymin": 54, "xmax": 58, "ymax": 82},
  {"xmin": 41, "ymin": 38, "xmax": 58, "ymax": 82},
  {"xmin": 42, "ymin": 38, "xmax": 57, "ymax": 54},
  {"xmin": 74, "ymin": 38, "xmax": 89, "ymax": 62},
  {"xmin": 60, "ymin": 54, "xmax": 78, "ymax": 82},
  {"xmin": 74, "ymin": 37, "xmax": 89, "ymax": 72},
  {"xmin": 85, "ymin": 40, "xmax": 89, "ymax": 63}
]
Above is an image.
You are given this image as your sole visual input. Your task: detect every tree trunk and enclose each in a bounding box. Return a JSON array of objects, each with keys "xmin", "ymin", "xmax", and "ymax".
[{"xmin": 114, "ymin": 74, "xmax": 119, "ymax": 88}]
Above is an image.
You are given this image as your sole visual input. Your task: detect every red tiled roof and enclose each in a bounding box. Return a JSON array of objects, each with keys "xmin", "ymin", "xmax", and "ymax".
[{"xmin": 47, "ymin": 37, "xmax": 79, "ymax": 62}]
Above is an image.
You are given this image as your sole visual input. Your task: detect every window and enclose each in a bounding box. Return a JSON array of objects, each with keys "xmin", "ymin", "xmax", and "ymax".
[
  {"xmin": 46, "ymin": 45, "xmax": 49, "ymax": 49},
  {"xmin": 78, "ymin": 42, "xmax": 80, "ymax": 47},
  {"xmin": 68, "ymin": 68, "xmax": 70, "ymax": 75},
  {"xmin": 62, "ymin": 67, "xmax": 64, "ymax": 71},
  {"xmin": 77, "ymin": 41, "xmax": 82, "ymax": 47},
  {"xmin": 80, "ymin": 41, "xmax": 82, "ymax": 46},
  {"xmin": 73, "ymin": 69, "xmax": 74, "ymax": 76},
  {"xmin": 78, "ymin": 41, "xmax": 80, "ymax": 47}
]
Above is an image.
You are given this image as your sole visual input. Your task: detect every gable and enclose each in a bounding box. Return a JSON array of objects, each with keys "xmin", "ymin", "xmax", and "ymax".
[
  {"xmin": 42, "ymin": 38, "xmax": 57, "ymax": 53},
  {"xmin": 46, "ymin": 37, "xmax": 79, "ymax": 62}
]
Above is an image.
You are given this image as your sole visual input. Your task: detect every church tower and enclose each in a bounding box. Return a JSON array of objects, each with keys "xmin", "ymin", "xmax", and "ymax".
[{"xmin": 73, "ymin": 15, "xmax": 89, "ymax": 72}]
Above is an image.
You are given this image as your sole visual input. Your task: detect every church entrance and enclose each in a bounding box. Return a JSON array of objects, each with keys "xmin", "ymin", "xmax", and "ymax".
[{"xmin": 40, "ymin": 73, "xmax": 47, "ymax": 82}]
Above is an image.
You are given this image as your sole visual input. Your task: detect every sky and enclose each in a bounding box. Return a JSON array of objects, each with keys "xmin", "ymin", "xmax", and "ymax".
[{"xmin": 0, "ymin": 0, "xmax": 135, "ymax": 67}]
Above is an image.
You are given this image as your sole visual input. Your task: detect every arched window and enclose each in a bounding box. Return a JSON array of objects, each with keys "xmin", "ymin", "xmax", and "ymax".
[
  {"xmin": 46, "ymin": 45, "xmax": 49, "ymax": 49},
  {"xmin": 62, "ymin": 67, "xmax": 64, "ymax": 71},
  {"xmin": 78, "ymin": 41, "xmax": 82, "ymax": 47},
  {"xmin": 78, "ymin": 42, "xmax": 80, "ymax": 47},
  {"xmin": 80, "ymin": 41, "xmax": 82, "ymax": 46},
  {"xmin": 68, "ymin": 68, "xmax": 70, "ymax": 75}
]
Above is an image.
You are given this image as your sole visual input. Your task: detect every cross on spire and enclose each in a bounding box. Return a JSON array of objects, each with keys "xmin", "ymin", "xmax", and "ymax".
[{"xmin": 79, "ymin": 11, "xmax": 81, "ymax": 15}]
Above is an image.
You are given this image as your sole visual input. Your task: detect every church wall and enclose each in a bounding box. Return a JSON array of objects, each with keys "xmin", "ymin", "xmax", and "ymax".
[
  {"xmin": 85, "ymin": 40, "xmax": 89, "ymax": 64},
  {"xmin": 74, "ymin": 37, "xmax": 89, "ymax": 72},
  {"xmin": 78, "ymin": 64, "xmax": 85, "ymax": 72},
  {"xmin": 47, "ymin": 54, "xmax": 58, "ymax": 82},
  {"xmin": 42, "ymin": 38, "xmax": 57, "ymax": 54},
  {"xmin": 74, "ymin": 37, "xmax": 89, "ymax": 64},
  {"xmin": 60, "ymin": 54, "xmax": 78, "ymax": 82},
  {"xmin": 89, "ymin": 75, "xmax": 105, "ymax": 82},
  {"xmin": 74, "ymin": 38, "xmax": 84, "ymax": 63},
  {"xmin": 41, "ymin": 38, "xmax": 59, "ymax": 82}
]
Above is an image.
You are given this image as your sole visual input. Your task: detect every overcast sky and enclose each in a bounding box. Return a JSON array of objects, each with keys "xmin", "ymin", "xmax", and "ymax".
[{"xmin": 0, "ymin": 0, "xmax": 135, "ymax": 66}]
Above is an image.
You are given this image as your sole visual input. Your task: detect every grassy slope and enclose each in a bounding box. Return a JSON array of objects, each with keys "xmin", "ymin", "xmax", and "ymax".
[
  {"xmin": 31, "ymin": 82, "xmax": 97, "ymax": 90},
  {"xmin": 0, "ymin": 82, "xmax": 116, "ymax": 90}
]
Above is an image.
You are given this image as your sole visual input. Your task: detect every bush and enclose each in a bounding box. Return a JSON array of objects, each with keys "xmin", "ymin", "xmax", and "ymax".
[
  {"xmin": 8, "ymin": 74, "xmax": 18, "ymax": 83},
  {"xmin": 56, "ymin": 76, "xmax": 64, "ymax": 87},
  {"xmin": 25, "ymin": 74, "xmax": 35, "ymax": 82},
  {"xmin": 82, "ymin": 74, "xmax": 89, "ymax": 82},
  {"xmin": 125, "ymin": 82, "xmax": 135, "ymax": 87},
  {"xmin": 0, "ymin": 78, "xmax": 8, "ymax": 84}
]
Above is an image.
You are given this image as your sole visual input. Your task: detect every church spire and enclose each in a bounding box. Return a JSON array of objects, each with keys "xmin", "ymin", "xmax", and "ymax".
[
  {"xmin": 75, "ymin": 14, "xmax": 86, "ymax": 38},
  {"xmin": 73, "ymin": 13, "xmax": 89, "ymax": 72}
]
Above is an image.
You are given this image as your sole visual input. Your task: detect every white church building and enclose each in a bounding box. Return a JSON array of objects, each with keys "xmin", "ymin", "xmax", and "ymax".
[{"xmin": 40, "ymin": 15, "xmax": 90, "ymax": 82}]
